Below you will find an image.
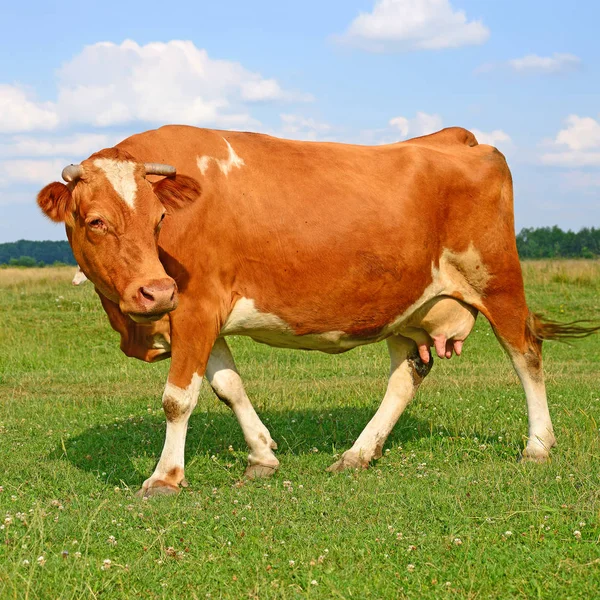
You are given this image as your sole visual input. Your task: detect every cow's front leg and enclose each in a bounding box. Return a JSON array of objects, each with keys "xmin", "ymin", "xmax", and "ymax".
[
  {"xmin": 138, "ymin": 316, "xmax": 215, "ymax": 498},
  {"xmin": 327, "ymin": 335, "xmax": 433, "ymax": 472},
  {"xmin": 137, "ymin": 371, "xmax": 203, "ymax": 497},
  {"xmin": 206, "ymin": 338, "xmax": 279, "ymax": 478}
]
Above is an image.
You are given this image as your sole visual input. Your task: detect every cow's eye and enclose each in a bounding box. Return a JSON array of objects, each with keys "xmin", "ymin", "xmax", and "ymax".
[
  {"xmin": 87, "ymin": 218, "xmax": 107, "ymax": 233},
  {"xmin": 156, "ymin": 213, "xmax": 166, "ymax": 232}
]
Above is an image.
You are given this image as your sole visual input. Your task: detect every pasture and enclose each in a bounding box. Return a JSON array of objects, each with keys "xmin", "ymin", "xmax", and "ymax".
[{"xmin": 0, "ymin": 262, "xmax": 599, "ymax": 599}]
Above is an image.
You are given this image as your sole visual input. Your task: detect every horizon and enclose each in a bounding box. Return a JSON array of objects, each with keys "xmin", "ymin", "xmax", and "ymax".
[{"xmin": 1, "ymin": 0, "xmax": 599, "ymax": 243}]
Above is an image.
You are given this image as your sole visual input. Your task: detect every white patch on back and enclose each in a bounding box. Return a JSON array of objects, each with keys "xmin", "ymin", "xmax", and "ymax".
[
  {"xmin": 197, "ymin": 138, "xmax": 245, "ymax": 177},
  {"xmin": 93, "ymin": 158, "xmax": 138, "ymax": 209}
]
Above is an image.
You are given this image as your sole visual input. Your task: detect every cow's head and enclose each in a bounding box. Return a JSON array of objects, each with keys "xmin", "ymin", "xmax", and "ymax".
[{"xmin": 37, "ymin": 148, "xmax": 200, "ymax": 322}]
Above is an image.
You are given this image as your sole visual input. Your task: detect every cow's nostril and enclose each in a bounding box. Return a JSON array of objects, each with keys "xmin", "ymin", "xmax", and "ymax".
[{"xmin": 140, "ymin": 287, "xmax": 155, "ymax": 302}]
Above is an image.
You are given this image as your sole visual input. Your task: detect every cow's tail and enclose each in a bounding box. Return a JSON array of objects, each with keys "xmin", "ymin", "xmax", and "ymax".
[{"xmin": 527, "ymin": 311, "xmax": 600, "ymax": 343}]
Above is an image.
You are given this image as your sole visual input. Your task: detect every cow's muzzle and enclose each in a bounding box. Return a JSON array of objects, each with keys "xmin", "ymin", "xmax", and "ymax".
[{"xmin": 121, "ymin": 277, "xmax": 178, "ymax": 322}]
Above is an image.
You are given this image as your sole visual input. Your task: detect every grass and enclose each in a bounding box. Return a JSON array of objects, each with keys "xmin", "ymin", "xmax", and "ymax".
[{"xmin": 0, "ymin": 262, "xmax": 599, "ymax": 599}]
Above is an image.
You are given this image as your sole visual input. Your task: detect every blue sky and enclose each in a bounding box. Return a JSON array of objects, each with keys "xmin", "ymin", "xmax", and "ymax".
[{"xmin": 1, "ymin": 0, "xmax": 599, "ymax": 242}]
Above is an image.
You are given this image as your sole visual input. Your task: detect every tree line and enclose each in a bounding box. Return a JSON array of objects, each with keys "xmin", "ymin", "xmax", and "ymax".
[
  {"xmin": 0, "ymin": 240, "xmax": 76, "ymax": 267},
  {"xmin": 516, "ymin": 226, "xmax": 600, "ymax": 259},
  {"xmin": 1, "ymin": 227, "xmax": 599, "ymax": 266}
]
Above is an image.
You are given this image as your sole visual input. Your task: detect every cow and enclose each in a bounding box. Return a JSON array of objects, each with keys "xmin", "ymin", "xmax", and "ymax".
[
  {"xmin": 37, "ymin": 125, "xmax": 598, "ymax": 497},
  {"xmin": 72, "ymin": 266, "xmax": 88, "ymax": 286}
]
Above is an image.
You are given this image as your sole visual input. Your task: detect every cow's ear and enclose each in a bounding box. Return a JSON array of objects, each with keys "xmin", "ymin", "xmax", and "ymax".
[
  {"xmin": 37, "ymin": 182, "xmax": 74, "ymax": 223},
  {"xmin": 152, "ymin": 175, "xmax": 201, "ymax": 211}
]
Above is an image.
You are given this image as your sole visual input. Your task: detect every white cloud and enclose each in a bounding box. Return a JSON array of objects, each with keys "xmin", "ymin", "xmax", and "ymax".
[
  {"xmin": 540, "ymin": 115, "xmax": 600, "ymax": 167},
  {"xmin": 389, "ymin": 111, "xmax": 443, "ymax": 137},
  {"xmin": 471, "ymin": 128, "xmax": 512, "ymax": 149},
  {"xmin": 0, "ymin": 85, "xmax": 58, "ymax": 133},
  {"xmin": 336, "ymin": 0, "xmax": 489, "ymax": 52},
  {"xmin": 508, "ymin": 53, "xmax": 581, "ymax": 74},
  {"xmin": 389, "ymin": 116, "xmax": 409, "ymax": 137},
  {"xmin": 0, "ymin": 159, "xmax": 67, "ymax": 187},
  {"xmin": 278, "ymin": 114, "xmax": 333, "ymax": 141},
  {"xmin": 561, "ymin": 171, "xmax": 600, "ymax": 190},
  {"xmin": 56, "ymin": 40, "xmax": 310, "ymax": 128},
  {"xmin": 0, "ymin": 133, "xmax": 123, "ymax": 158},
  {"xmin": 476, "ymin": 52, "xmax": 581, "ymax": 75}
]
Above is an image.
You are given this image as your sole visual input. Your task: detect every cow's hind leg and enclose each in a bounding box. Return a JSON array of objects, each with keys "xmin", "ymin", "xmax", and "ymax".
[
  {"xmin": 206, "ymin": 338, "xmax": 279, "ymax": 478},
  {"xmin": 327, "ymin": 335, "xmax": 432, "ymax": 472},
  {"xmin": 482, "ymin": 290, "xmax": 556, "ymax": 462}
]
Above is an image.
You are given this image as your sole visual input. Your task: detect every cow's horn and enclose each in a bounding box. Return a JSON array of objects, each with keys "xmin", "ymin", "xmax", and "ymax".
[
  {"xmin": 144, "ymin": 163, "xmax": 176, "ymax": 177},
  {"xmin": 62, "ymin": 164, "xmax": 83, "ymax": 183}
]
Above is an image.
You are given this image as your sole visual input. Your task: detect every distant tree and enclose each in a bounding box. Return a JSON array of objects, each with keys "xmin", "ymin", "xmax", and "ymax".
[
  {"xmin": 8, "ymin": 256, "xmax": 39, "ymax": 267},
  {"xmin": 0, "ymin": 240, "xmax": 76, "ymax": 266},
  {"xmin": 516, "ymin": 226, "xmax": 599, "ymax": 259}
]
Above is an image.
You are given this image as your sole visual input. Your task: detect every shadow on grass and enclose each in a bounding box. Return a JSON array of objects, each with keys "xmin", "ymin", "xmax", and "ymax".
[{"xmin": 50, "ymin": 406, "xmax": 431, "ymax": 487}]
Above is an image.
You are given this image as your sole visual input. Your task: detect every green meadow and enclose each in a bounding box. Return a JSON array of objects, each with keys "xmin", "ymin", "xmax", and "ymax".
[{"xmin": 0, "ymin": 262, "xmax": 598, "ymax": 599}]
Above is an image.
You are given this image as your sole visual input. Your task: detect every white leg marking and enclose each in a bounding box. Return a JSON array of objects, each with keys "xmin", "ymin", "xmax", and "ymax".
[
  {"xmin": 140, "ymin": 373, "xmax": 202, "ymax": 495},
  {"xmin": 510, "ymin": 353, "xmax": 556, "ymax": 461},
  {"xmin": 196, "ymin": 138, "xmax": 245, "ymax": 177},
  {"xmin": 93, "ymin": 158, "xmax": 137, "ymax": 209},
  {"xmin": 206, "ymin": 338, "xmax": 279, "ymax": 474},
  {"xmin": 328, "ymin": 336, "xmax": 424, "ymax": 471}
]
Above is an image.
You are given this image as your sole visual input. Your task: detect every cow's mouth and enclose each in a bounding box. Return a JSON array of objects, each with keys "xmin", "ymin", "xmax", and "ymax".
[{"xmin": 128, "ymin": 311, "xmax": 170, "ymax": 324}]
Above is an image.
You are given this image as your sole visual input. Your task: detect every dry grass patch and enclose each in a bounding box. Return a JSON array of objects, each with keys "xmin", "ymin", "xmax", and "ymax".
[
  {"xmin": 522, "ymin": 259, "xmax": 600, "ymax": 287},
  {"xmin": 0, "ymin": 266, "xmax": 75, "ymax": 287}
]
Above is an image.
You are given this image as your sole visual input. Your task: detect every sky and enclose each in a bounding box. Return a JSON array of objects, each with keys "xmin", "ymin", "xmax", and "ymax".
[{"xmin": 1, "ymin": 0, "xmax": 599, "ymax": 243}]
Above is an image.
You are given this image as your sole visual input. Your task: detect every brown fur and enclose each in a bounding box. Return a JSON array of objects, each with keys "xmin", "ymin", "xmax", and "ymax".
[
  {"xmin": 37, "ymin": 182, "xmax": 74, "ymax": 225},
  {"xmin": 152, "ymin": 175, "xmax": 202, "ymax": 210}
]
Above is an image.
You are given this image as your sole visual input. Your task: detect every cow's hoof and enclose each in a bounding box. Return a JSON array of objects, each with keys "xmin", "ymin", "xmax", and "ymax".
[
  {"xmin": 520, "ymin": 450, "xmax": 551, "ymax": 464},
  {"xmin": 136, "ymin": 483, "xmax": 180, "ymax": 498},
  {"xmin": 520, "ymin": 437, "xmax": 556, "ymax": 463},
  {"xmin": 326, "ymin": 453, "xmax": 369, "ymax": 473},
  {"xmin": 244, "ymin": 464, "xmax": 278, "ymax": 479}
]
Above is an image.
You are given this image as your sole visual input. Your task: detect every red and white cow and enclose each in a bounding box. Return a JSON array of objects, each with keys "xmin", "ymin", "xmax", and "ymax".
[{"xmin": 37, "ymin": 125, "xmax": 598, "ymax": 496}]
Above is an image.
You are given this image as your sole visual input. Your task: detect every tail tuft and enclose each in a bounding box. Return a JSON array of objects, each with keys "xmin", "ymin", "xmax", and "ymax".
[{"xmin": 527, "ymin": 311, "xmax": 600, "ymax": 342}]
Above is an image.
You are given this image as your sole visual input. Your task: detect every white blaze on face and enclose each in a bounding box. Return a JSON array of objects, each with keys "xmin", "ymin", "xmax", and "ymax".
[
  {"xmin": 197, "ymin": 138, "xmax": 245, "ymax": 176},
  {"xmin": 93, "ymin": 158, "xmax": 138, "ymax": 209}
]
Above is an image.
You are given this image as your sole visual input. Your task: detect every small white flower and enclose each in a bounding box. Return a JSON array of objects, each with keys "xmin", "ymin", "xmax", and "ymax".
[
  {"xmin": 101, "ymin": 558, "xmax": 112, "ymax": 570},
  {"xmin": 74, "ymin": 552, "xmax": 82, "ymax": 558},
  {"xmin": 579, "ymin": 521, "xmax": 586, "ymax": 527},
  {"xmin": 555, "ymin": 475, "xmax": 562, "ymax": 481},
  {"xmin": 573, "ymin": 530, "xmax": 582, "ymax": 539},
  {"xmin": 311, "ymin": 580, "xmax": 318, "ymax": 586},
  {"xmin": 453, "ymin": 538, "xmax": 463, "ymax": 546},
  {"xmin": 289, "ymin": 560, "xmax": 295, "ymax": 566},
  {"xmin": 504, "ymin": 531, "xmax": 513, "ymax": 537},
  {"xmin": 407, "ymin": 563, "xmax": 415, "ymax": 572},
  {"xmin": 37, "ymin": 556, "xmax": 45, "ymax": 566},
  {"xmin": 107, "ymin": 535, "xmax": 117, "ymax": 545},
  {"xmin": 22, "ymin": 559, "xmax": 30, "ymax": 566}
]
